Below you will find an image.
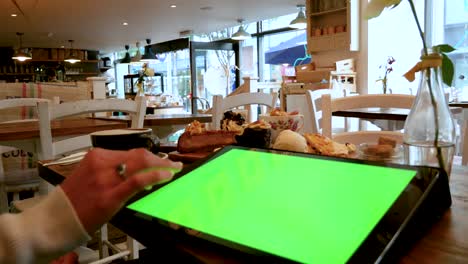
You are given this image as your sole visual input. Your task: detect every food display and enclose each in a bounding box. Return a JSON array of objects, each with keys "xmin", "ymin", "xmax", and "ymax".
[
  {"xmin": 304, "ymin": 133, "xmax": 356, "ymax": 157},
  {"xmin": 259, "ymin": 108, "xmax": 304, "ymax": 144},
  {"xmin": 272, "ymin": 130, "xmax": 308, "ymax": 153},
  {"xmin": 235, "ymin": 120, "xmax": 272, "ymax": 149},
  {"xmin": 359, "ymin": 136, "xmax": 400, "ymax": 160},
  {"xmin": 269, "ymin": 130, "xmax": 356, "ymax": 158},
  {"xmin": 269, "ymin": 109, "xmax": 300, "ymax": 116},
  {"xmin": 177, "ymin": 121, "xmax": 237, "ymax": 154},
  {"xmin": 220, "ymin": 110, "xmax": 246, "ymax": 133}
]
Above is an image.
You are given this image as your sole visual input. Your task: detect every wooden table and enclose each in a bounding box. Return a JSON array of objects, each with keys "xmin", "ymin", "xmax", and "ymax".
[
  {"xmin": 92, "ymin": 114, "xmax": 212, "ymax": 142},
  {"xmin": 37, "ymin": 159, "xmax": 468, "ymax": 263},
  {"xmin": 333, "ymin": 107, "xmax": 463, "ymax": 131},
  {"xmin": 333, "ymin": 107, "xmax": 463, "ymax": 121},
  {"xmin": 449, "ymin": 102, "xmax": 468, "ymax": 108},
  {"xmin": 92, "ymin": 114, "xmax": 212, "ymax": 127},
  {"xmin": 0, "ymin": 118, "xmax": 127, "ymax": 155}
]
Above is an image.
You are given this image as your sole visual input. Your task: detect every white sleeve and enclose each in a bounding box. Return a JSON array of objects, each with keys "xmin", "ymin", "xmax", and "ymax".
[{"xmin": 0, "ymin": 187, "xmax": 91, "ymax": 264}]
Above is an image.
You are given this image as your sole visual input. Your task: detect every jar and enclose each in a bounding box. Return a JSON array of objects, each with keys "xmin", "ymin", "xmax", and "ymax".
[
  {"xmin": 314, "ymin": 27, "xmax": 322, "ymax": 37},
  {"xmin": 335, "ymin": 25, "xmax": 345, "ymax": 33}
]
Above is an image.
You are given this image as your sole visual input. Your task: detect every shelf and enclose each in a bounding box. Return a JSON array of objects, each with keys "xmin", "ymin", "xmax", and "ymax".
[
  {"xmin": 29, "ymin": 59, "xmax": 99, "ymax": 63},
  {"xmin": 0, "ymin": 73, "xmax": 33, "ymax": 76},
  {"xmin": 310, "ymin": 7, "xmax": 347, "ymax": 17},
  {"xmin": 66, "ymin": 72, "xmax": 98, "ymax": 76}
]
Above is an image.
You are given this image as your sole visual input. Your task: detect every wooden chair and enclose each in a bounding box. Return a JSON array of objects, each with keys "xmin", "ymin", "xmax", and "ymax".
[
  {"xmin": 37, "ymin": 97, "xmax": 146, "ymax": 160},
  {"xmin": 38, "ymin": 96, "xmax": 146, "ymax": 262},
  {"xmin": 305, "ymin": 88, "xmax": 357, "ymax": 134},
  {"xmin": 305, "ymin": 89, "xmax": 332, "ymax": 134},
  {"xmin": 0, "ymin": 98, "xmax": 51, "ymax": 213},
  {"xmin": 13, "ymin": 97, "xmax": 146, "ymax": 263},
  {"xmin": 321, "ymin": 93, "xmax": 415, "ymax": 139},
  {"xmin": 211, "ymin": 92, "xmax": 278, "ymax": 130}
]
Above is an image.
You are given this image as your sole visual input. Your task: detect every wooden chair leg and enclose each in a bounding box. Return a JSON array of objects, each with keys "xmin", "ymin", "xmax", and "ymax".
[
  {"xmin": 100, "ymin": 224, "xmax": 109, "ymax": 258},
  {"xmin": 0, "ymin": 186, "xmax": 9, "ymax": 213},
  {"xmin": 126, "ymin": 237, "xmax": 139, "ymax": 260}
]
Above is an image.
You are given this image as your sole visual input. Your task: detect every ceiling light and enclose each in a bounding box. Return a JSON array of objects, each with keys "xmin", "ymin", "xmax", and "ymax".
[
  {"xmin": 120, "ymin": 45, "xmax": 131, "ymax": 64},
  {"xmin": 140, "ymin": 39, "xmax": 158, "ymax": 62},
  {"xmin": 170, "ymin": 4, "xmax": 177, "ymax": 8},
  {"xmin": 131, "ymin": 41, "xmax": 142, "ymax": 63},
  {"xmin": 231, "ymin": 19, "xmax": 251, "ymax": 41},
  {"xmin": 11, "ymin": 14, "xmax": 17, "ymax": 17},
  {"xmin": 64, "ymin": 40, "xmax": 81, "ymax": 64},
  {"xmin": 122, "ymin": 22, "xmax": 129, "ymax": 26},
  {"xmin": 12, "ymin": 32, "xmax": 32, "ymax": 62},
  {"xmin": 289, "ymin": 4, "xmax": 307, "ymax": 29}
]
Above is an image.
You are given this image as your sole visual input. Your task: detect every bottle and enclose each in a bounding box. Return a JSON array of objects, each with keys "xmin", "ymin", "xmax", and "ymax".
[{"xmin": 403, "ymin": 48, "xmax": 456, "ymax": 176}]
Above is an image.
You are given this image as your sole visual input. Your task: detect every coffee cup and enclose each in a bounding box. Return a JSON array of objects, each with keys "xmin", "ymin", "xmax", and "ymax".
[{"xmin": 90, "ymin": 128, "xmax": 160, "ymax": 154}]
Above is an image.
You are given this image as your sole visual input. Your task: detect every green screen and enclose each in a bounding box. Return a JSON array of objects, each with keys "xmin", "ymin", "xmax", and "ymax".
[{"xmin": 128, "ymin": 148, "xmax": 416, "ymax": 263}]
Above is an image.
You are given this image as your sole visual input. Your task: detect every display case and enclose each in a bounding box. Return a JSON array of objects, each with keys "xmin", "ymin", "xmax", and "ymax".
[{"xmin": 123, "ymin": 73, "xmax": 164, "ymax": 99}]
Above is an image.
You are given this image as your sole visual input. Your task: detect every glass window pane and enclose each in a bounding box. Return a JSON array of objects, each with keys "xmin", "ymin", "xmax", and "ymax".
[
  {"xmin": 261, "ymin": 30, "xmax": 309, "ymax": 82},
  {"xmin": 261, "ymin": 13, "xmax": 298, "ymax": 31},
  {"xmin": 367, "ymin": 0, "xmax": 425, "ymax": 95},
  {"xmin": 443, "ymin": 0, "xmax": 468, "ymax": 100}
]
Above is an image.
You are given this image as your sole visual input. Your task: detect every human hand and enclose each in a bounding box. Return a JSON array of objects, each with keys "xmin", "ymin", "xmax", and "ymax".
[{"xmin": 60, "ymin": 148, "xmax": 183, "ymax": 234}]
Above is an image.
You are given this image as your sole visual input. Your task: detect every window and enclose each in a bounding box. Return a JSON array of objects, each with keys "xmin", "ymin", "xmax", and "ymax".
[
  {"xmin": 429, "ymin": 0, "xmax": 468, "ymax": 101},
  {"xmin": 367, "ymin": 0, "xmax": 425, "ymax": 95}
]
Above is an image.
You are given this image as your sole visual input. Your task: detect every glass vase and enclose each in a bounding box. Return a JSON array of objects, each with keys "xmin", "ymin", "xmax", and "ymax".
[{"xmin": 403, "ymin": 52, "xmax": 456, "ymax": 176}]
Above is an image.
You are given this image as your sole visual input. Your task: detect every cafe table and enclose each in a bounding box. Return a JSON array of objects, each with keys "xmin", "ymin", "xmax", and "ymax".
[
  {"xmin": 0, "ymin": 118, "xmax": 127, "ymax": 157},
  {"xmin": 333, "ymin": 107, "xmax": 463, "ymax": 131},
  {"xmin": 91, "ymin": 113, "xmax": 212, "ymax": 142},
  {"xmin": 37, "ymin": 157, "xmax": 468, "ymax": 263}
]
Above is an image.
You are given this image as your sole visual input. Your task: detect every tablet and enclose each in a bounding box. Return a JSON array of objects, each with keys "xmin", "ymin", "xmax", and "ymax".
[{"xmin": 127, "ymin": 146, "xmax": 451, "ymax": 263}]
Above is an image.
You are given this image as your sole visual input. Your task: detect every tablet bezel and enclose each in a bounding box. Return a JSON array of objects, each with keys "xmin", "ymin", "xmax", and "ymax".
[{"xmin": 127, "ymin": 145, "xmax": 451, "ymax": 263}]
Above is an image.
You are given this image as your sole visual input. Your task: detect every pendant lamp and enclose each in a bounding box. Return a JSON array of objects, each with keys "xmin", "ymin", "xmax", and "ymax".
[
  {"xmin": 140, "ymin": 39, "xmax": 158, "ymax": 62},
  {"xmin": 289, "ymin": 4, "xmax": 307, "ymax": 29},
  {"xmin": 12, "ymin": 32, "xmax": 32, "ymax": 62},
  {"xmin": 131, "ymin": 41, "xmax": 142, "ymax": 63},
  {"xmin": 231, "ymin": 19, "xmax": 251, "ymax": 41},
  {"xmin": 64, "ymin": 40, "xmax": 81, "ymax": 63},
  {"xmin": 120, "ymin": 45, "xmax": 131, "ymax": 63}
]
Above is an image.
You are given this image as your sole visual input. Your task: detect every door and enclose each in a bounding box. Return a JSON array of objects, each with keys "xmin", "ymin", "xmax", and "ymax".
[{"xmin": 190, "ymin": 41, "xmax": 240, "ymax": 113}]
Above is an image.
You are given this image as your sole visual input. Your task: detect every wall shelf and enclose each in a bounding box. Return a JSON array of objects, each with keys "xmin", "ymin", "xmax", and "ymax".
[{"xmin": 310, "ymin": 7, "xmax": 347, "ymax": 17}]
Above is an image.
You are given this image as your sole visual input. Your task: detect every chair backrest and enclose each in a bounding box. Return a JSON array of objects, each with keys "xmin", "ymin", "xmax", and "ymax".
[
  {"xmin": 0, "ymin": 98, "xmax": 51, "ymax": 123},
  {"xmin": 37, "ymin": 96, "xmax": 146, "ymax": 159},
  {"xmin": 305, "ymin": 89, "xmax": 331, "ymax": 134},
  {"xmin": 321, "ymin": 93, "xmax": 415, "ymax": 138},
  {"xmin": 462, "ymin": 120, "xmax": 468, "ymax": 166},
  {"xmin": 211, "ymin": 92, "xmax": 277, "ymax": 130}
]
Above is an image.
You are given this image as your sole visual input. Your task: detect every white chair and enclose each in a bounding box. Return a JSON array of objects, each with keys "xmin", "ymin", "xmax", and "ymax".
[
  {"xmin": 39, "ymin": 96, "xmax": 146, "ymax": 262},
  {"xmin": 321, "ymin": 93, "xmax": 415, "ymax": 139},
  {"xmin": 37, "ymin": 97, "xmax": 146, "ymax": 160},
  {"xmin": 211, "ymin": 92, "xmax": 278, "ymax": 130},
  {"xmin": 14, "ymin": 97, "xmax": 146, "ymax": 263},
  {"xmin": 305, "ymin": 88, "xmax": 332, "ymax": 134},
  {"xmin": 0, "ymin": 98, "xmax": 50, "ymax": 213}
]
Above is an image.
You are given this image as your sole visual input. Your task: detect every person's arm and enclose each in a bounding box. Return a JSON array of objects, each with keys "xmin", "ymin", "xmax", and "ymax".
[
  {"xmin": 0, "ymin": 187, "xmax": 90, "ymax": 264},
  {"xmin": 0, "ymin": 148, "xmax": 182, "ymax": 264}
]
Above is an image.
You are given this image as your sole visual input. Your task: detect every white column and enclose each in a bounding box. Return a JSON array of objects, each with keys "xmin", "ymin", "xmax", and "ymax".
[{"xmin": 87, "ymin": 77, "xmax": 107, "ymax": 99}]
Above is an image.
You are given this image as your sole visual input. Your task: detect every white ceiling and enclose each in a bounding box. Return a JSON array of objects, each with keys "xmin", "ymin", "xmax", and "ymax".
[{"xmin": 1, "ymin": 0, "xmax": 303, "ymax": 54}]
